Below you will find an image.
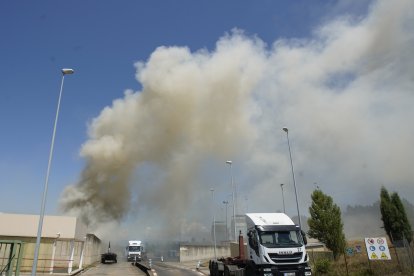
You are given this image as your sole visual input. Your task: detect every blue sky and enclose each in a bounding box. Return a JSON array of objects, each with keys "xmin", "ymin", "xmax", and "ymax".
[
  {"xmin": 1, "ymin": 0, "xmax": 363, "ymax": 215},
  {"xmin": 8, "ymin": 0, "xmax": 414, "ymax": 242}
]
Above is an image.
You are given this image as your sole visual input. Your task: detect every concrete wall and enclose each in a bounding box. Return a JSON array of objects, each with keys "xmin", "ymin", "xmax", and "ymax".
[
  {"xmin": 83, "ymin": 234, "xmax": 102, "ymax": 267},
  {"xmin": 230, "ymin": 242, "xmax": 248, "ymax": 258},
  {"xmin": 179, "ymin": 244, "xmax": 230, "ymax": 262}
]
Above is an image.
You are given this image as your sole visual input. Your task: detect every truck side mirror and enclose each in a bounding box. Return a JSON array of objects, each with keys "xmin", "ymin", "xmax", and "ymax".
[
  {"xmin": 248, "ymin": 232, "xmax": 254, "ymax": 246},
  {"xmin": 301, "ymin": 230, "xmax": 308, "ymax": 245}
]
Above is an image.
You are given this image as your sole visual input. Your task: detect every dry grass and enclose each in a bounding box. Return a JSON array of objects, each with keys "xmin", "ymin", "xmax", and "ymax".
[{"xmin": 310, "ymin": 240, "xmax": 414, "ymax": 275}]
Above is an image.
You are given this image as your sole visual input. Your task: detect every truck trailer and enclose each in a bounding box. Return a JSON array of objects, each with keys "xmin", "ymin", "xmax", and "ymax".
[
  {"xmin": 209, "ymin": 213, "xmax": 312, "ymax": 276},
  {"xmin": 101, "ymin": 242, "xmax": 117, "ymax": 264}
]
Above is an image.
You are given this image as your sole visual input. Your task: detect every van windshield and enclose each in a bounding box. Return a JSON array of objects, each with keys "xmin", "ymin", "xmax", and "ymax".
[
  {"xmin": 259, "ymin": 230, "xmax": 303, "ymax": 248},
  {"xmin": 128, "ymin": 246, "xmax": 141, "ymax": 252}
]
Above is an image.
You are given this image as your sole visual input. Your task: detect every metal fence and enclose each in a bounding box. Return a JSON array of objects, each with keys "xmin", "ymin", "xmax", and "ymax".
[
  {"xmin": 390, "ymin": 235, "xmax": 414, "ymax": 273},
  {"xmin": 0, "ymin": 240, "xmax": 24, "ymax": 276}
]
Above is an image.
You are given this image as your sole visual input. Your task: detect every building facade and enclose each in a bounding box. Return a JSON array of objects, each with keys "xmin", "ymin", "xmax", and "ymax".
[{"xmin": 0, "ymin": 213, "xmax": 101, "ymax": 274}]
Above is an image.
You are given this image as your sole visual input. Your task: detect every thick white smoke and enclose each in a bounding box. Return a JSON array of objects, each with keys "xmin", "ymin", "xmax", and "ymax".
[
  {"xmin": 61, "ymin": 0, "xmax": 414, "ymax": 240},
  {"xmin": 61, "ymin": 33, "xmax": 266, "ymax": 234}
]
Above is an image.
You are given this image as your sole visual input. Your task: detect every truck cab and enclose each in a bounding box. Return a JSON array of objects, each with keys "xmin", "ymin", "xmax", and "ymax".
[
  {"xmin": 246, "ymin": 213, "xmax": 312, "ymax": 275},
  {"xmin": 126, "ymin": 240, "xmax": 143, "ymax": 262}
]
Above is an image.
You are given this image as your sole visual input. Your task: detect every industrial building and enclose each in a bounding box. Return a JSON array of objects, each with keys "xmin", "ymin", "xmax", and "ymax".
[{"xmin": 0, "ymin": 213, "xmax": 101, "ymax": 274}]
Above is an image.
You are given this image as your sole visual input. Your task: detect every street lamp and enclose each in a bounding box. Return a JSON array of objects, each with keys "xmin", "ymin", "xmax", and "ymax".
[
  {"xmin": 226, "ymin": 160, "xmax": 237, "ymax": 241},
  {"xmin": 210, "ymin": 188, "xmax": 217, "ymax": 259},
  {"xmin": 282, "ymin": 127, "xmax": 302, "ymax": 230},
  {"xmin": 32, "ymin": 68, "xmax": 74, "ymax": 275},
  {"xmin": 223, "ymin": 200, "xmax": 229, "ymax": 241},
  {"xmin": 280, "ymin": 184, "xmax": 286, "ymax": 213}
]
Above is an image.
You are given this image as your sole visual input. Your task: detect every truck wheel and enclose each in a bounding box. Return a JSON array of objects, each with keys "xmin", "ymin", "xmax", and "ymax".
[
  {"xmin": 211, "ymin": 262, "xmax": 219, "ymax": 276},
  {"xmin": 224, "ymin": 266, "xmax": 230, "ymax": 276},
  {"xmin": 209, "ymin": 261, "xmax": 215, "ymax": 276},
  {"xmin": 245, "ymin": 263, "xmax": 255, "ymax": 276}
]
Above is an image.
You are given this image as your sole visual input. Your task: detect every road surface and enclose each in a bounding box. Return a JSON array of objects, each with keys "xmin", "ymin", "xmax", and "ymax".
[
  {"xmin": 80, "ymin": 261, "xmax": 147, "ymax": 276},
  {"xmin": 151, "ymin": 262, "xmax": 206, "ymax": 276}
]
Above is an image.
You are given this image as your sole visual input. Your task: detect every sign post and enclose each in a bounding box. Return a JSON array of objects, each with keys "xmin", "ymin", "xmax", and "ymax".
[{"xmin": 364, "ymin": 237, "xmax": 391, "ymax": 274}]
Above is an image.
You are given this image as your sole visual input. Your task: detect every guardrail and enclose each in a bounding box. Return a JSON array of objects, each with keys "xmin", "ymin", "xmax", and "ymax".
[{"xmin": 132, "ymin": 259, "xmax": 152, "ymax": 275}]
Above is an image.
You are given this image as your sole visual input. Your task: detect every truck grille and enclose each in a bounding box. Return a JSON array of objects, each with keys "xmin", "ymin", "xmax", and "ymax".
[{"xmin": 268, "ymin": 252, "xmax": 303, "ymax": 264}]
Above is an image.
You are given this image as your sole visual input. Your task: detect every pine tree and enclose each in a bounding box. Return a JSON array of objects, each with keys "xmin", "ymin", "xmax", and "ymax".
[
  {"xmin": 380, "ymin": 187, "xmax": 394, "ymax": 240},
  {"xmin": 308, "ymin": 189, "xmax": 346, "ymax": 259},
  {"xmin": 380, "ymin": 187, "xmax": 413, "ymax": 244},
  {"xmin": 391, "ymin": 192, "xmax": 412, "ymax": 244}
]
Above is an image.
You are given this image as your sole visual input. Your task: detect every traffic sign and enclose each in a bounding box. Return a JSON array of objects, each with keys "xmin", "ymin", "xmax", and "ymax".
[{"xmin": 365, "ymin": 237, "xmax": 391, "ymax": 260}]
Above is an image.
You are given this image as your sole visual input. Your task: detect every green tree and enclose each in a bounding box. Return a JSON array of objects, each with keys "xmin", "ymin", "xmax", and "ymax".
[
  {"xmin": 391, "ymin": 192, "xmax": 412, "ymax": 243},
  {"xmin": 380, "ymin": 187, "xmax": 394, "ymax": 240},
  {"xmin": 308, "ymin": 189, "xmax": 346, "ymax": 259},
  {"xmin": 380, "ymin": 187, "xmax": 413, "ymax": 244}
]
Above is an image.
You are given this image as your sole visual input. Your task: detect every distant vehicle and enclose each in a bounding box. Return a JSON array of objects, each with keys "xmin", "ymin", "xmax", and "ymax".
[
  {"xmin": 126, "ymin": 240, "xmax": 144, "ymax": 262},
  {"xmin": 209, "ymin": 213, "xmax": 312, "ymax": 275},
  {"xmin": 101, "ymin": 242, "xmax": 117, "ymax": 264}
]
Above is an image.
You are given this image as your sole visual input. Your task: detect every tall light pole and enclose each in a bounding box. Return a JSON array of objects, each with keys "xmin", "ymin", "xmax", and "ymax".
[
  {"xmin": 280, "ymin": 184, "xmax": 286, "ymax": 213},
  {"xmin": 226, "ymin": 160, "xmax": 237, "ymax": 241},
  {"xmin": 282, "ymin": 127, "xmax": 301, "ymax": 230},
  {"xmin": 223, "ymin": 200, "xmax": 229, "ymax": 241},
  {"xmin": 210, "ymin": 188, "xmax": 217, "ymax": 259},
  {"xmin": 32, "ymin": 68, "xmax": 74, "ymax": 275}
]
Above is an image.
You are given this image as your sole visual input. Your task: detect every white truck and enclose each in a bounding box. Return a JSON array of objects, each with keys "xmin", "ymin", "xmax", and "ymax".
[
  {"xmin": 209, "ymin": 213, "xmax": 312, "ymax": 276},
  {"xmin": 126, "ymin": 240, "xmax": 144, "ymax": 262}
]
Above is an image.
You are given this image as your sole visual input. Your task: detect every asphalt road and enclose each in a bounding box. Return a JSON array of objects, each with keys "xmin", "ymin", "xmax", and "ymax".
[
  {"xmin": 80, "ymin": 261, "xmax": 147, "ymax": 276},
  {"xmin": 151, "ymin": 262, "xmax": 205, "ymax": 276}
]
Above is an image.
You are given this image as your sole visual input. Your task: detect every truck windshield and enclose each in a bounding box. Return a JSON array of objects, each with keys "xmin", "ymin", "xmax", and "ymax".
[
  {"xmin": 128, "ymin": 246, "xmax": 141, "ymax": 252},
  {"xmin": 259, "ymin": 230, "xmax": 303, "ymax": 248}
]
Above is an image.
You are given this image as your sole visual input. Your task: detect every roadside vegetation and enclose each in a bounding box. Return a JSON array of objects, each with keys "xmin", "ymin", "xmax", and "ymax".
[{"xmin": 307, "ymin": 187, "xmax": 413, "ymax": 275}]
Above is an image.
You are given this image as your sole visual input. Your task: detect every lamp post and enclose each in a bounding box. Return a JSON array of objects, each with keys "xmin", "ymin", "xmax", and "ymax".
[
  {"xmin": 32, "ymin": 68, "xmax": 74, "ymax": 275},
  {"xmin": 226, "ymin": 160, "xmax": 237, "ymax": 241},
  {"xmin": 211, "ymin": 188, "xmax": 217, "ymax": 259},
  {"xmin": 223, "ymin": 200, "xmax": 229, "ymax": 241},
  {"xmin": 282, "ymin": 127, "xmax": 301, "ymax": 230},
  {"xmin": 280, "ymin": 184, "xmax": 286, "ymax": 213}
]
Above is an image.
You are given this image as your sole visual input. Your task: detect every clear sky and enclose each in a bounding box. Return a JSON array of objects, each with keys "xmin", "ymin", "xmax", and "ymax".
[{"xmin": 3, "ymin": 0, "xmax": 413, "ymax": 241}]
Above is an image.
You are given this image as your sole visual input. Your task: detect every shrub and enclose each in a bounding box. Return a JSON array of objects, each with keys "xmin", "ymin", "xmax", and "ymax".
[{"xmin": 314, "ymin": 258, "xmax": 331, "ymax": 274}]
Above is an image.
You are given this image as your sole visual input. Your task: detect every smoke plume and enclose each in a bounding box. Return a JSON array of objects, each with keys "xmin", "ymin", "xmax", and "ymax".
[{"xmin": 60, "ymin": 0, "xmax": 414, "ymax": 240}]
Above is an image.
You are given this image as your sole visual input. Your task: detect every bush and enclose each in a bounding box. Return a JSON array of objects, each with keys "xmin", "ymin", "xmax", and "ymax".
[
  {"xmin": 314, "ymin": 258, "xmax": 331, "ymax": 274},
  {"xmin": 350, "ymin": 268, "xmax": 374, "ymax": 276}
]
